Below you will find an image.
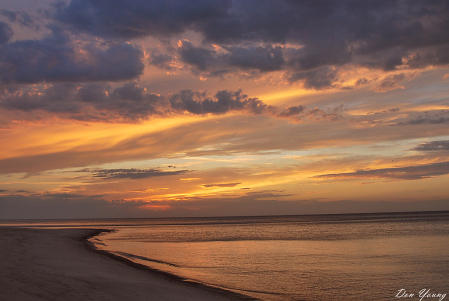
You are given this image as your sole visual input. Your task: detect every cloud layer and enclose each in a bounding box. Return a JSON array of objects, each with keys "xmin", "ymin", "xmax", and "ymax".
[
  {"xmin": 314, "ymin": 161, "xmax": 449, "ymax": 180},
  {"xmin": 0, "ymin": 27, "xmax": 144, "ymax": 85},
  {"xmin": 85, "ymin": 168, "xmax": 189, "ymax": 179},
  {"xmin": 1, "ymin": 192, "xmax": 449, "ymax": 219},
  {"xmin": 0, "ymin": 0, "xmax": 447, "ymax": 99},
  {"xmin": 413, "ymin": 141, "xmax": 449, "ymax": 152},
  {"xmin": 51, "ymin": 0, "xmax": 449, "ymax": 88},
  {"xmin": 0, "ymin": 0, "xmax": 448, "ymax": 218},
  {"xmin": 0, "ymin": 82, "xmax": 310, "ymax": 122}
]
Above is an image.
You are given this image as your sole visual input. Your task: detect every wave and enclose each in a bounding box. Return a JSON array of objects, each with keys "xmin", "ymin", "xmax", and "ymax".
[{"xmin": 113, "ymin": 251, "xmax": 180, "ymax": 267}]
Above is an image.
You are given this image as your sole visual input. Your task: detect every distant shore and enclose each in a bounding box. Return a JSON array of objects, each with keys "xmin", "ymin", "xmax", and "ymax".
[{"xmin": 0, "ymin": 227, "xmax": 252, "ymax": 301}]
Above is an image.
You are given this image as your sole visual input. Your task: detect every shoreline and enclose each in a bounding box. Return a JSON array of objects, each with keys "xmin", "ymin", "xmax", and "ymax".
[
  {"xmin": 82, "ymin": 228, "xmax": 255, "ymax": 300},
  {"xmin": 0, "ymin": 227, "xmax": 254, "ymax": 301}
]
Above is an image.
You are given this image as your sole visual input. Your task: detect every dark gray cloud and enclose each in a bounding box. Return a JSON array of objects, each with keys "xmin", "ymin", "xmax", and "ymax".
[
  {"xmin": 168, "ymin": 89, "xmax": 277, "ymax": 115},
  {"xmin": 287, "ymin": 67, "xmax": 339, "ymax": 90},
  {"xmin": 371, "ymin": 73, "xmax": 408, "ymax": 92},
  {"xmin": 0, "ymin": 82, "xmax": 161, "ymax": 118},
  {"xmin": 226, "ymin": 45, "xmax": 284, "ymax": 71},
  {"xmin": 84, "ymin": 168, "xmax": 189, "ymax": 180},
  {"xmin": 176, "ymin": 41, "xmax": 285, "ymax": 75},
  {"xmin": 0, "ymin": 21, "xmax": 13, "ymax": 44},
  {"xmin": 177, "ymin": 40, "xmax": 219, "ymax": 71},
  {"xmin": 276, "ymin": 105, "xmax": 306, "ymax": 118},
  {"xmin": 0, "ymin": 82, "xmax": 158, "ymax": 121},
  {"xmin": 53, "ymin": 0, "xmax": 231, "ymax": 40},
  {"xmin": 304, "ymin": 106, "xmax": 343, "ymax": 122},
  {"xmin": 1, "ymin": 83, "xmax": 81, "ymax": 112},
  {"xmin": 367, "ymin": 108, "xmax": 400, "ymax": 115},
  {"xmin": 51, "ymin": 0, "xmax": 449, "ymax": 89},
  {"xmin": 407, "ymin": 117, "xmax": 449, "ymax": 125},
  {"xmin": 393, "ymin": 110, "xmax": 449, "ymax": 126},
  {"xmin": 0, "ymin": 27, "xmax": 144, "ymax": 84},
  {"xmin": 405, "ymin": 46, "xmax": 449, "ymax": 69},
  {"xmin": 148, "ymin": 52, "xmax": 175, "ymax": 71},
  {"xmin": 413, "ymin": 140, "xmax": 449, "ymax": 152},
  {"xmin": 0, "ymin": 9, "xmax": 40, "ymax": 30},
  {"xmin": 314, "ymin": 161, "xmax": 449, "ymax": 180},
  {"xmin": 0, "ymin": 193, "xmax": 149, "ymax": 219},
  {"xmin": 0, "ymin": 82, "xmax": 334, "ymax": 122}
]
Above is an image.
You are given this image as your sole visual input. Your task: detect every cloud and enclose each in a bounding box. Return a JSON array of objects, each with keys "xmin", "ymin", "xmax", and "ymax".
[
  {"xmin": 201, "ymin": 182, "xmax": 240, "ymax": 188},
  {"xmin": 287, "ymin": 67, "xmax": 339, "ymax": 89},
  {"xmin": 148, "ymin": 52, "xmax": 176, "ymax": 71},
  {"xmin": 1, "ymin": 83, "xmax": 83, "ymax": 113},
  {"xmin": 367, "ymin": 108, "xmax": 400, "ymax": 115},
  {"xmin": 177, "ymin": 40, "xmax": 220, "ymax": 71},
  {"xmin": 84, "ymin": 168, "xmax": 189, "ymax": 179},
  {"xmin": 227, "ymin": 45, "xmax": 285, "ymax": 72},
  {"xmin": 0, "ymin": 9, "xmax": 40, "ymax": 30},
  {"xmin": 50, "ymin": 0, "xmax": 449, "ymax": 90},
  {"xmin": 2, "ymin": 83, "xmax": 315, "ymax": 122},
  {"xmin": 168, "ymin": 89, "xmax": 278, "ymax": 115},
  {"xmin": 303, "ymin": 106, "xmax": 342, "ymax": 122},
  {"xmin": 276, "ymin": 105, "xmax": 306, "ymax": 118},
  {"xmin": 371, "ymin": 73, "xmax": 407, "ymax": 92},
  {"xmin": 158, "ymin": 195, "xmax": 449, "ymax": 219},
  {"xmin": 176, "ymin": 40, "xmax": 285, "ymax": 75},
  {"xmin": 0, "ymin": 26, "xmax": 144, "ymax": 84},
  {"xmin": 171, "ymin": 41, "xmax": 342, "ymax": 88},
  {"xmin": 405, "ymin": 117, "xmax": 449, "ymax": 125},
  {"xmin": 53, "ymin": 0, "xmax": 231, "ymax": 40},
  {"xmin": 0, "ymin": 82, "xmax": 157, "ymax": 118},
  {"xmin": 0, "ymin": 110, "xmax": 354, "ymax": 176},
  {"xmin": 313, "ymin": 161, "xmax": 449, "ymax": 181},
  {"xmin": 393, "ymin": 109, "xmax": 449, "ymax": 126},
  {"xmin": 0, "ymin": 21, "xmax": 13, "ymax": 44},
  {"xmin": 354, "ymin": 78, "xmax": 371, "ymax": 86},
  {"xmin": 2, "ymin": 192, "xmax": 449, "ymax": 219},
  {"xmin": 413, "ymin": 141, "xmax": 449, "ymax": 152},
  {"xmin": 0, "ymin": 193, "xmax": 149, "ymax": 219},
  {"xmin": 398, "ymin": 115, "xmax": 449, "ymax": 125}
]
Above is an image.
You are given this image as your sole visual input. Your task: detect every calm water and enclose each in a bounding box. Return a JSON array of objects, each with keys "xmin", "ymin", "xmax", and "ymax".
[{"xmin": 2, "ymin": 212, "xmax": 449, "ymax": 301}]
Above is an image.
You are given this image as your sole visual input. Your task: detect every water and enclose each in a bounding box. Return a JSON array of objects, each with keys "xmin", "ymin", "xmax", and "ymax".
[{"xmin": 2, "ymin": 211, "xmax": 449, "ymax": 300}]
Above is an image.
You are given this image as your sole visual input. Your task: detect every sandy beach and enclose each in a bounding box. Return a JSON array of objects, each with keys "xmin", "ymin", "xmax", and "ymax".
[{"xmin": 0, "ymin": 227, "xmax": 251, "ymax": 301}]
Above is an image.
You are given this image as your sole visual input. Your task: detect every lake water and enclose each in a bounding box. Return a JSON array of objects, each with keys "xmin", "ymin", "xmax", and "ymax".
[{"xmin": 3, "ymin": 211, "xmax": 449, "ymax": 300}]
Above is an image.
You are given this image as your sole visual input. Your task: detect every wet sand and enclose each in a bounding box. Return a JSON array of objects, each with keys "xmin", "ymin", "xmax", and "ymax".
[{"xmin": 0, "ymin": 227, "xmax": 252, "ymax": 301}]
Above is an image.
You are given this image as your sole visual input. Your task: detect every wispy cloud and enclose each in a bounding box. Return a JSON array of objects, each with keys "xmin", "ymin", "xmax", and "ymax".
[
  {"xmin": 413, "ymin": 141, "xmax": 449, "ymax": 152},
  {"xmin": 84, "ymin": 168, "xmax": 190, "ymax": 180},
  {"xmin": 201, "ymin": 182, "xmax": 240, "ymax": 188},
  {"xmin": 313, "ymin": 161, "xmax": 449, "ymax": 181}
]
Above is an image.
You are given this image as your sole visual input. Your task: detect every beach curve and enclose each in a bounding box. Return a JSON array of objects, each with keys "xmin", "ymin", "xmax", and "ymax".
[{"xmin": 0, "ymin": 227, "xmax": 254, "ymax": 301}]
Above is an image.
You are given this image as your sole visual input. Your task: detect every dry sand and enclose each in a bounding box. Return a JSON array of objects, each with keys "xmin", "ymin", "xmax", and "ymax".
[{"xmin": 0, "ymin": 227, "xmax": 252, "ymax": 301}]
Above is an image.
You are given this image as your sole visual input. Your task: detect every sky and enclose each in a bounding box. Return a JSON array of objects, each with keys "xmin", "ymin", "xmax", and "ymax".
[{"xmin": 0, "ymin": 0, "xmax": 449, "ymax": 219}]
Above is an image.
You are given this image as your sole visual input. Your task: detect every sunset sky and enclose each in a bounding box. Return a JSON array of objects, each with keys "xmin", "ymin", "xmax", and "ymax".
[{"xmin": 1, "ymin": 0, "xmax": 449, "ymax": 219}]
